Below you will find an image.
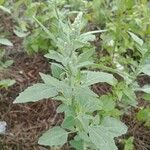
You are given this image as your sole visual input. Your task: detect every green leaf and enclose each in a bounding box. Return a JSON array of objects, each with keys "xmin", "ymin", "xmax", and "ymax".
[
  {"xmin": 51, "ymin": 63, "xmax": 64, "ymax": 79},
  {"xmin": 82, "ymin": 71, "xmax": 117, "ymax": 86},
  {"xmin": 0, "ymin": 6, "xmax": 11, "ymax": 14},
  {"xmin": 0, "ymin": 38, "xmax": 13, "ymax": 46},
  {"xmin": 61, "ymin": 116, "xmax": 75, "ymax": 130},
  {"xmin": 0, "ymin": 79, "xmax": 15, "ymax": 88},
  {"xmin": 38, "ymin": 127, "xmax": 68, "ymax": 147},
  {"xmin": 124, "ymin": 137, "xmax": 134, "ymax": 150},
  {"xmin": 136, "ymin": 108, "xmax": 150, "ymax": 127},
  {"xmin": 128, "ymin": 31, "xmax": 143, "ymax": 46},
  {"xmin": 140, "ymin": 64, "xmax": 150, "ymax": 76},
  {"xmin": 44, "ymin": 50, "xmax": 65, "ymax": 65},
  {"xmin": 88, "ymin": 117, "xmax": 127, "ymax": 150},
  {"xmin": 70, "ymin": 139, "xmax": 84, "ymax": 150},
  {"xmin": 88, "ymin": 126, "xmax": 118, "ymax": 150},
  {"xmin": 78, "ymin": 49, "xmax": 95, "ymax": 63},
  {"xmin": 101, "ymin": 117, "xmax": 128, "ymax": 137},
  {"xmin": 14, "ymin": 83, "xmax": 58, "ymax": 103},
  {"xmin": 142, "ymin": 93, "xmax": 150, "ymax": 101},
  {"xmin": 136, "ymin": 85, "xmax": 150, "ymax": 94},
  {"xmin": 74, "ymin": 86, "xmax": 102, "ymax": 112},
  {"xmin": 13, "ymin": 29, "xmax": 29, "ymax": 38}
]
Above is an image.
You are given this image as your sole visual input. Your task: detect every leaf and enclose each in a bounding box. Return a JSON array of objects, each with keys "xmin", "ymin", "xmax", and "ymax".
[
  {"xmin": 38, "ymin": 127, "xmax": 68, "ymax": 147},
  {"xmin": 124, "ymin": 137, "xmax": 134, "ymax": 150},
  {"xmin": 78, "ymin": 49, "xmax": 95, "ymax": 63},
  {"xmin": 88, "ymin": 117, "xmax": 127, "ymax": 150},
  {"xmin": 136, "ymin": 85, "xmax": 150, "ymax": 94},
  {"xmin": 13, "ymin": 29, "xmax": 29, "ymax": 38},
  {"xmin": 88, "ymin": 126, "xmax": 118, "ymax": 150},
  {"xmin": 14, "ymin": 83, "xmax": 58, "ymax": 103},
  {"xmin": 0, "ymin": 6, "xmax": 11, "ymax": 14},
  {"xmin": 101, "ymin": 117, "xmax": 128, "ymax": 137},
  {"xmin": 0, "ymin": 79, "xmax": 15, "ymax": 88},
  {"xmin": 128, "ymin": 31, "xmax": 143, "ymax": 46},
  {"xmin": 40, "ymin": 73, "xmax": 72, "ymax": 98},
  {"xmin": 140, "ymin": 64, "xmax": 150, "ymax": 76},
  {"xmin": 51, "ymin": 63, "xmax": 64, "ymax": 79},
  {"xmin": 0, "ymin": 121, "xmax": 7, "ymax": 134},
  {"xmin": 44, "ymin": 50, "xmax": 65, "ymax": 65},
  {"xmin": 70, "ymin": 139, "xmax": 84, "ymax": 150},
  {"xmin": 74, "ymin": 86, "xmax": 102, "ymax": 112},
  {"xmin": 136, "ymin": 108, "xmax": 150, "ymax": 127},
  {"xmin": 82, "ymin": 71, "xmax": 117, "ymax": 86},
  {"xmin": 0, "ymin": 38, "xmax": 13, "ymax": 46},
  {"xmin": 33, "ymin": 17, "xmax": 56, "ymax": 42},
  {"xmin": 61, "ymin": 116, "xmax": 75, "ymax": 130}
]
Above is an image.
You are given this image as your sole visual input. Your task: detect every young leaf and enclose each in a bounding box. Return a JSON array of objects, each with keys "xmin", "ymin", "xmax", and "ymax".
[
  {"xmin": 38, "ymin": 127, "xmax": 68, "ymax": 147},
  {"xmin": 14, "ymin": 83, "xmax": 58, "ymax": 103},
  {"xmin": 0, "ymin": 38, "xmax": 13, "ymax": 46},
  {"xmin": 81, "ymin": 71, "xmax": 117, "ymax": 86},
  {"xmin": 0, "ymin": 79, "xmax": 15, "ymax": 88}
]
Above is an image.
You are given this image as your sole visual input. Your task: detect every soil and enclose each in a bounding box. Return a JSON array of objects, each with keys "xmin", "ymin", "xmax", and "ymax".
[{"xmin": 0, "ymin": 12, "xmax": 150, "ymax": 150}]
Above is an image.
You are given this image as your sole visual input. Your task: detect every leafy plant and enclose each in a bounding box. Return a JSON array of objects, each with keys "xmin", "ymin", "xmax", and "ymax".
[
  {"xmin": 124, "ymin": 137, "xmax": 134, "ymax": 150},
  {"xmin": 14, "ymin": 12, "xmax": 127, "ymax": 150},
  {"xmin": 136, "ymin": 108, "xmax": 150, "ymax": 127}
]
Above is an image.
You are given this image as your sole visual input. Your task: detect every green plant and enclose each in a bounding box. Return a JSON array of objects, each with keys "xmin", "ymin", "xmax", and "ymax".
[
  {"xmin": 136, "ymin": 108, "xmax": 150, "ymax": 127},
  {"xmin": 0, "ymin": 50, "xmax": 15, "ymax": 88},
  {"xmin": 124, "ymin": 137, "xmax": 134, "ymax": 150},
  {"xmin": 14, "ymin": 12, "xmax": 127, "ymax": 150}
]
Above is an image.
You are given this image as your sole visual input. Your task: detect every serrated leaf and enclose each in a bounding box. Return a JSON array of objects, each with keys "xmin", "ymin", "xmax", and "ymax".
[
  {"xmin": 128, "ymin": 31, "xmax": 143, "ymax": 46},
  {"xmin": 40, "ymin": 73, "xmax": 72, "ymax": 98},
  {"xmin": 88, "ymin": 126, "xmax": 118, "ymax": 150},
  {"xmin": 38, "ymin": 127, "xmax": 68, "ymax": 147},
  {"xmin": 88, "ymin": 117, "xmax": 127, "ymax": 150},
  {"xmin": 14, "ymin": 83, "xmax": 58, "ymax": 103},
  {"xmin": 0, "ymin": 38, "xmax": 13, "ymax": 46},
  {"xmin": 82, "ymin": 71, "xmax": 116, "ymax": 86},
  {"xmin": 101, "ymin": 117, "xmax": 128, "ymax": 137},
  {"xmin": 74, "ymin": 86, "xmax": 102, "ymax": 112}
]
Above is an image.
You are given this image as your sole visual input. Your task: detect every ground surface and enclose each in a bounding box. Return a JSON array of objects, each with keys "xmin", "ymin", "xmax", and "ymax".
[{"xmin": 0, "ymin": 12, "xmax": 150, "ymax": 150}]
